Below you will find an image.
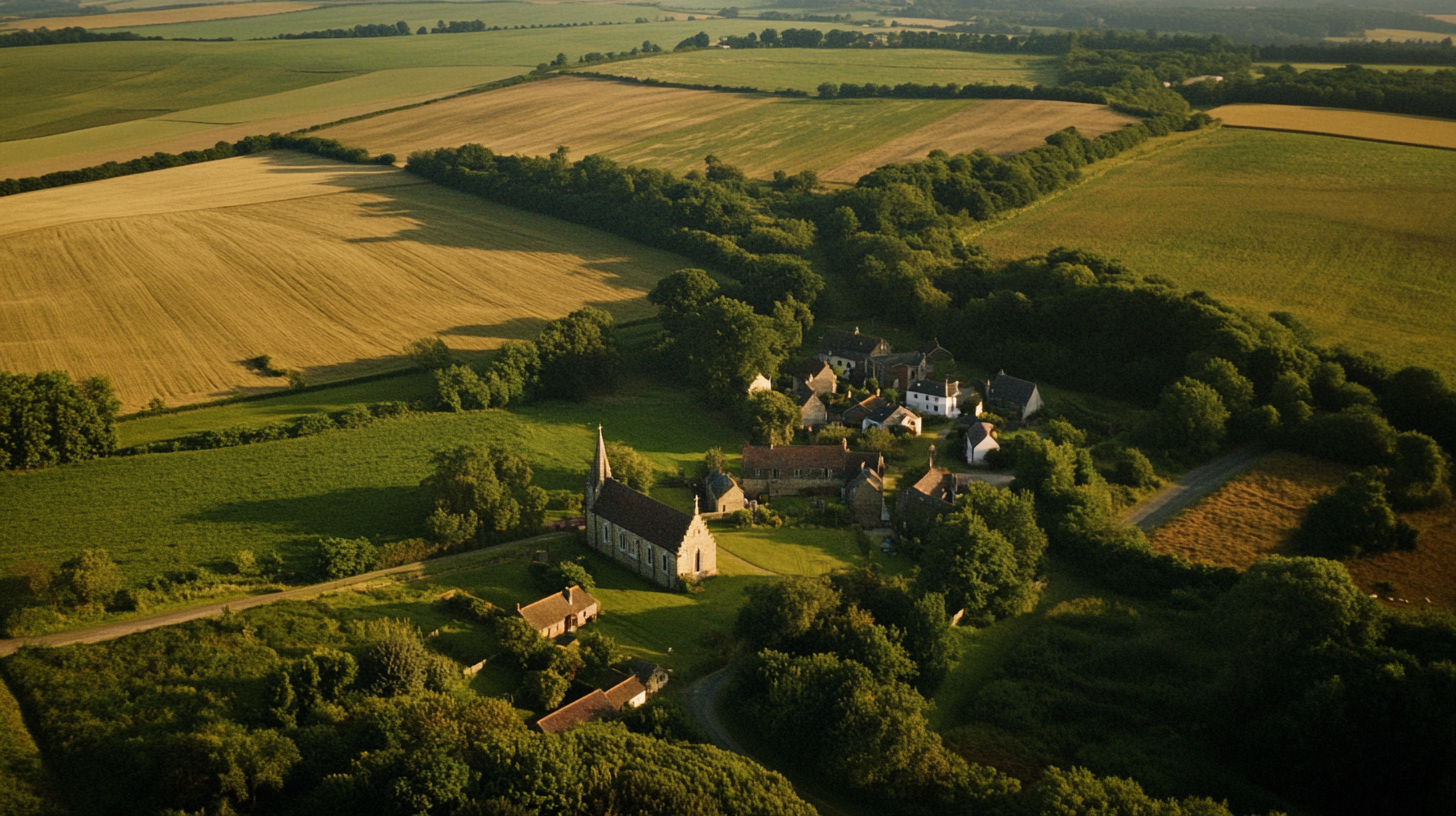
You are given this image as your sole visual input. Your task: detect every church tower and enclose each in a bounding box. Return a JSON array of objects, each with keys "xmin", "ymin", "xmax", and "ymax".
[{"xmin": 585, "ymin": 425, "xmax": 612, "ymax": 513}]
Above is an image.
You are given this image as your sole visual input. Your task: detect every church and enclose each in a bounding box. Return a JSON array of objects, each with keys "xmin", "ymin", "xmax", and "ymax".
[{"xmin": 584, "ymin": 427, "xmax": 718, "ymax": 588}]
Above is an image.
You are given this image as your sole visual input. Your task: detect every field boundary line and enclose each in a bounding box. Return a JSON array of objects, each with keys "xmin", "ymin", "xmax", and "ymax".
[
  {"xmin": 0, "ymin": 532, "xmax": 571, "ymax": 657},
  {"xmin": 1221, "ymin": 123, "xmax": 1456, "ymax": 152}
]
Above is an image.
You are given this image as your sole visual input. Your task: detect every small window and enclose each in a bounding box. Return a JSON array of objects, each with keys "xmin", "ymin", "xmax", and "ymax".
[
  {"xmin": 619, "ymin": 531, "xmax": 626, "ymax": 550},
  {"xmin": 695, "ymin": 550, "xmax": 702, "ymax": 572},
  {"xmin": 601, "ymin": 524, "xmax": 609, "ymax": 545},
  {"xmin": 662, "ymin": 553, "xmax": 670, "ymax": 571}
]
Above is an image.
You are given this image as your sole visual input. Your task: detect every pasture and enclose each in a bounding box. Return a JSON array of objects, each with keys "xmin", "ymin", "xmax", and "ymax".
[
  {"xmin": 0, "ymin": 2, "xmax": 317, "ymax": 31},
  {"xmin": 0, "ymin": 382, "xmax": 744, "ymax": 585},
  {"xmin": 580, "ymin": 47, "xmax": 1059, "ymax": 93},
  {"xmin": 328, "ymin": 75, "xmax": 1138, "ymax": 179},
  {"xmin": 1210, "ymin": 104, "xmax": 1456, "ymax": 150},
  {"xmin": 977, "ymin": 128, "xmax": 1456, "ymax": 381},
  {"xmin": 0, "ymin": 152, "xmax": 686, "ymax": 410}
]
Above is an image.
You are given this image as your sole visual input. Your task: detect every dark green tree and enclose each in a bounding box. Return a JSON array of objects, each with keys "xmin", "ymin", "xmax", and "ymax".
[
  {"xmin": 604, "ymin": 441, "xmax": 656, "ymax": 493},
  {"xmin": 535, "ymin": 306, "xmax": 617, "ymax": 400},
  {"xmin": 1297, "ymin": 470, "xmax": 1419, "ymax": 557},
  {"xmin": 1156, "ymin": 376, "xmax": 1229, "ymax": 456},
  {"xmin": 744, "ymin": 389, "xmax": 799, "ymax": 446},
  {"xmin": 59, "ymin": 548, "xmax": 122, "ymax": 607}
]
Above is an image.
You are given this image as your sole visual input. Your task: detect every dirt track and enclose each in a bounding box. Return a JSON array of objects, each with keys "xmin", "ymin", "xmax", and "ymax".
[
  {"xmin": 0, "ymin": 533, "xmax": 567, "ymax": 657},
  {"xmin": 1126, "ymin": 444, "xmax": 1269, "ymax": 532}
]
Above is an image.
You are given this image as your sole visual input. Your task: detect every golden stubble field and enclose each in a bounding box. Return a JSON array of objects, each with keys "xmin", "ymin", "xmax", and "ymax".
[
  {"xmin": 0, "ymin": 152, "xmax": 685, "ymax": 411},
  {"xmin": 329, "ymin": 76, "xmax": 1142, "ymax": 179},
  {"xmin": 0, "ymin": 1, "xmax": 317, "ymax": 30},
  {"xmin": 1148, "ymin": 451, "xmax": 1456, "ymax": 608},
  {"xmin": 1210, "ymin": 104, "xmax": 1456, "ymax": 150}
]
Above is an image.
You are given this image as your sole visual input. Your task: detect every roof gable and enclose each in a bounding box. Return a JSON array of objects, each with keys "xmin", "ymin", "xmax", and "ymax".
[
  {"xmin": 519, "ymin": 585, "xmax": 598, "ymax": 632},
  {"xmin": 988, "ymin": 373, "xmax": 1038, "ymax": 407},
  {"xmin": 536, "ymin": 689, "xmax": 618, "ymax": 733}
]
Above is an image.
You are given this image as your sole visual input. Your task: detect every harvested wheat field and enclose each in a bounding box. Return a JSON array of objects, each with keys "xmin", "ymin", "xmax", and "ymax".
[
  {"xmin": 0, "ymin": 1, "xmax": 317, "ymax": 30},
  {"xmin": 1210, "ymin": 104, "xmax": 1456, "ymax": 150},
  {"xmin": 1148, "ymin": 451, "xmax": 1349, "ymax": 569},
  {"xmin": 326, "ymin": 76, "xmax": 772, "ymax": 166},
  {"xmin": 817, "ymin": 100, "xmax": 1140, "ymax": 183},
  {"xmin": 1345, "ymin": 507, "xmax": 1456, "ymax": 609},
  {"xmin": 0, "ymin": 152, "xmax": 685, "ymax": 411}
]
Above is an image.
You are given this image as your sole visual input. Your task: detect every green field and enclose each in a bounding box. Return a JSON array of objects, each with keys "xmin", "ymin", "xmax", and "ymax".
[
  {"xmin": 977, "ymin": 128, "xmax": 1456, "ymax": 381},
  {"xmin": 581, "ymin": 47, "xmax": 1058, "ymax": 93},
  {"xmin": 0, "ymin": 382, "xmax": 744, "ymax": 584}
]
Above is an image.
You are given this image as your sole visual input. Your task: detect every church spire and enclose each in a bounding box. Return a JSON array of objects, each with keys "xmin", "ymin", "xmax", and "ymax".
[{"xmin": 592, "ymin": 425, "xmax": 612, "ymax": 486}]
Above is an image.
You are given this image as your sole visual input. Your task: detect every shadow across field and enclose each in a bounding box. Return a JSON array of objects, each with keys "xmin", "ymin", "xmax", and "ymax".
[{"xmin": 187, "ymin": 484, "xmax": 428, "ymax": 540}]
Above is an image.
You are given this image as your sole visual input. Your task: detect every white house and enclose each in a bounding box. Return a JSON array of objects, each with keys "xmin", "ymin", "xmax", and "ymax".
[
  {"xmin": 747, "ymin": 373, "xmax": 772, "ymax": 394},
  {"xmin": 862, "ymin": 403, "xmax": 921, "ymax": 437},
  {"xmin": 964, "ymin": 422, "xmax": 999, "ymax": 465},
  {"xmin": 986, "ymin": 371, "xmax": 1042, "ymax": 419},
  {"xmin": 906, "ymin": 379, "xmax": 961, "ymax": 419}
]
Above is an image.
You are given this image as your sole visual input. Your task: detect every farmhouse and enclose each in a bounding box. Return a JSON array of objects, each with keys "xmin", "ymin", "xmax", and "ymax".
[
  {"xmin": 986, "ymin": 371, "xmax": 1043, "ymax": 419},
  {"xmin": 518, "ymin": 585, "xmax": 599, "ymax": 639},
  {"xmin": 862, "ymin": 403, "xmax": 922, "ymax": 436},
  {"xmin": 536, "ymin": 689, "xmax": 618, "ymax": 734},
  {"xmin": 747, "ymin": 373, "xmax": 773, "ymax": 394},
  {"xmin": 794, "ymin": 358, "xmax": 837, "ymax": 395},
  {"xmin": 818, "ymin": 327, "xmax": 891, "ymax": 382},
  {"xmin": 963, "ymin": 421, "xmax": 1000, "ymax": 464},
  {"xmin": 586, "ymin": 428, "xmax": 718, "ymax": 587},
  {"xmin": 907, "ymin": 379, "xmax": 962, "ymax": 419},
  {"xmin": 534, "ymin": 659, "xmax": 669, "ymax": 734},
  {"xmin": 740, "ymin": 440, "xmax": 884, "ymax": 498}
]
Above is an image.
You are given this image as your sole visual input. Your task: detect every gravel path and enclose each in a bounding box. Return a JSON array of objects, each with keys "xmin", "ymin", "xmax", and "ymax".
[{"xmin": 1126, "ymin": 444, "xmax": 1269, "ymax": 532}]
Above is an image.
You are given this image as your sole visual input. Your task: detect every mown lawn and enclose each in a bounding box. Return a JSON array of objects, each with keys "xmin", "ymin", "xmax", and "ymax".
[
  {"xmin": 0, "ymin": 383, "xmax": 743, "ymax": 583},
  {"xmin": 977, "ymin": 128, "xmax": 1456, "ymax": 381}
]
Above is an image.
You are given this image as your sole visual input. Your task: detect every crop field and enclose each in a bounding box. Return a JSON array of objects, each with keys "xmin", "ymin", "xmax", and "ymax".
[
  {"xmin": 816, "ymin": 99, "xmax": 1138, "ymax": 182},
  {"xmin": 327, "ymin": 75, "xmax": 1137, "ymax": 179},
  {"xmin": 580, "ymin": 47, "xmax": 1059, "ymax": 93},
  {"xmin": 0, "ymin": 152, "xmax": 687, "ymax": 410},
  {"xmin": 1329, "ymin": 28, "xmax": 1455, "ymax": 42},
  {"xmin": 977, "ymin": 128, "xmax": 1456, "ymax": 381},
  {"xmin": 0, "ymin": 15, "xmax": 813, "ymax": 173},
  {"xmin": 0, "ymin": 2, "xmax": 317, "ymax": 31},
  {"xmin": 1209, "ymin": 104, "xmax": 1456, "ymax": 150},
  {"xmin": 0, "ymin": 381, "xmax": 744, "ymax": 585}
]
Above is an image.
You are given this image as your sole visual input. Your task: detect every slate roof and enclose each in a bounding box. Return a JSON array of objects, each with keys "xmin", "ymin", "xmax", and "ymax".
[
  {"xmin": 919, "ymin": 339, "xmax": 954, "ymax": 360},
  {"xmin": 866, "ymin": 404, "xmax": 914, "ymax": 425},
  {"xmin": 842, "ymin": 395, "xmax": 887, "ymax": 423},
  {"xmin": 965, "ymin": 422, "xmax": 996, "ymax": 446},
  {"xmin": 846, "ymin": 466, "xmax": 883, "ymax": 495},
  {"xmin": 536, "ymin": 689, "xmax": 618, "ymax": 734},
  {"xmin": 604, "ymin": 675, "xmax": 648, "ymax": 707},
  {"xmin": 846, "ymin": 451, "xmax": 885, "ymax": 474},
  {"xmin": 592, "ymin": 479, "xmax": 693, "ymax": 552},
  {"xmin": 794, "ymin": 358, "xmax": 833, "ymax": 381},
  {"xmin": 518, "ymin": 585, "xmax": 598, "ymax": 633},
  {"xmin": 870, "ymin": 351, "xmax": 929, "ymax": 368},
  {"xmin": 704, "ymin": 470, "xmax": 737, "ymax": 501},
  {"xmin": 988, "ymin": 372, "xmax": 1038, "ymax": 408},
  {"xmin": 743, "ymin": 442, "xmax": 850, "ymax": 472},
  {"xmin": 795, "ymin": 382, "xmax": 822, "ymax": 407},
  {"xmin": 908, "ymin": 379, "xmax": 959, "ymax": 399},
  {"xmin": 819, "ymin": 328, "xmax": 887, "ymax": 357}
]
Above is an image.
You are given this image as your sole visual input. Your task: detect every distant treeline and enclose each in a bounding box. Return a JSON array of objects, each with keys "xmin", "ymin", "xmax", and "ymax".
[
  {"xmin": 0, "ymin": 133, "xmax": 393, "ymax": 198},
  {"xmin": 1189, "ymin": 64, "xmax": 1456, "ymax": 120},
  {"xmin": 0, "ymin": 25, "xmax": 158, "ymax": 48},
  {"xmin": 276, "ymin": 21, "xmax": 413, "ymax": 40}
]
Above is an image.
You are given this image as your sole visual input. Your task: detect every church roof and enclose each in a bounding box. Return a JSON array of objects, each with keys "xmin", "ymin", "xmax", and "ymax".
[
  {"xmin": 593, "ymin": 479, "xmax": 694, "ymax": 552},
  {"xmin": 591, "ymin": 426, "xmax": 612, "ymax": 484}
]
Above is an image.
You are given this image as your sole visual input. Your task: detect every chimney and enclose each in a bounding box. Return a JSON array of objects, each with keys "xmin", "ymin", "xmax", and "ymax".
[
  {"xmin": 563, "ymin": 586, "xmax": 573, "ymax": 603},
  {"xmin": 841, "ymin": 438, "xmax": 849, "ymax": 451}
]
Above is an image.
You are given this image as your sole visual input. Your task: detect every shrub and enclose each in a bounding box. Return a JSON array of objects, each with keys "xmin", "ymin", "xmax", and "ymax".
[
  {"xmin": 519, "ymin": 669, "xmax": 569, "ymax": 710},
  {"xmin": 1110, "ymin": 447, "xmax": 1157, "ymax": 488},
  {"xmin": 375, "ymin": 538, "xmax": 442, "ymax": 568},
  {"xmin": 317, "ymin": 537, "xmax": 378, "ymax": 579},
  {"xmin": 404, "ymin": 336, "xmax": 456, "ymax": 370},
  {"xmin": 291, "ymin": 413, "xmax": 335, "ymax": 437},
  {"xmin": 1296, "ymin": 470, "xmax": 1419, "ymax": 558}
]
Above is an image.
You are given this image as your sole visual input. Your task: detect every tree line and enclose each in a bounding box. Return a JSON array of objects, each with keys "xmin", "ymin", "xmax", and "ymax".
[
  {"xmin": 0, "ymin": 370, "xmax": 118, "ymax": 471},
  {"xmin": 0, "ymin": 133, "xmax": 394, "ymax": 198},
  {"xmin": 0, "ymin": 25, "xmax": 158, "ymax": 49},
  {"xmin": 1185, "ymin": 63, "xmax": 1456, "ymax": 120}
]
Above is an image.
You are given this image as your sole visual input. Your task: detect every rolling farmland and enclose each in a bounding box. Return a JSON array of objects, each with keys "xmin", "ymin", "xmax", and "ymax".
[
  {"xmin": 0, "ymin": 2, "xmax": 317, "ymax": 31},
  {"xmin": 978, "ymin": 128, "xmax": 1456, "ymax": 380},
  {"xmin": 581, "ymin": 47, "xmax": 1059, "ymax": 93},
  {"xmin": 328, "ymin": 75, "xmax": 1140, "ymax": 179},
  {"xmin": 1210, "ymin": 104, "xmax": 1456, "ymax": 149},
  {"xmin": 0, "ymin": 152, "xmax": 687, "ymax": 411}
]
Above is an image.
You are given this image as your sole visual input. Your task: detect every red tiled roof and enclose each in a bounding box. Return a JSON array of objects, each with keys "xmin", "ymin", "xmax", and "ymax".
[{"xmin": 536, "ymin": 689, "xmax": 618, "ymax": 734}]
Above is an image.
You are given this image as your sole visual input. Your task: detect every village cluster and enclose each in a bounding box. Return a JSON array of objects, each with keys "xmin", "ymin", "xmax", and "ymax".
[{"xmin": 504, "ymin": 327, "xmax": 1045, "ymax": 732}]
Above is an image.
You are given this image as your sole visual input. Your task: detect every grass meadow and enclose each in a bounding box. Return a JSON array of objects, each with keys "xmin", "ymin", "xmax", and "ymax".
[
  {"xmin": 0, "ymin": 1, "xmax": 317, "ymax": 32},
  {"xmin": 977, "ymin": 128, "xmax": 1456, "ymax": 381},
  {"xmin": 581, "ymin": 47, "xmax": 1059, "ymax": 93},
  {"xmin": 0, "ymin": 152, "xmax": 686, "ymax": 410},
  {"xmin": 0, "ymin": 381, "xmax": 745, "ymax": 585},
  {"xmin": 1148, "ymin": 450, "xmax": 1456, "ymax": 608}
]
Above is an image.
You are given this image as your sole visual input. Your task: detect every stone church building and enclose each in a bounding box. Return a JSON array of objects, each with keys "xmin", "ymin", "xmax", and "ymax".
[{"xmin": 585, "ymin": 427, "xmax": 717, "ymax": 588}]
